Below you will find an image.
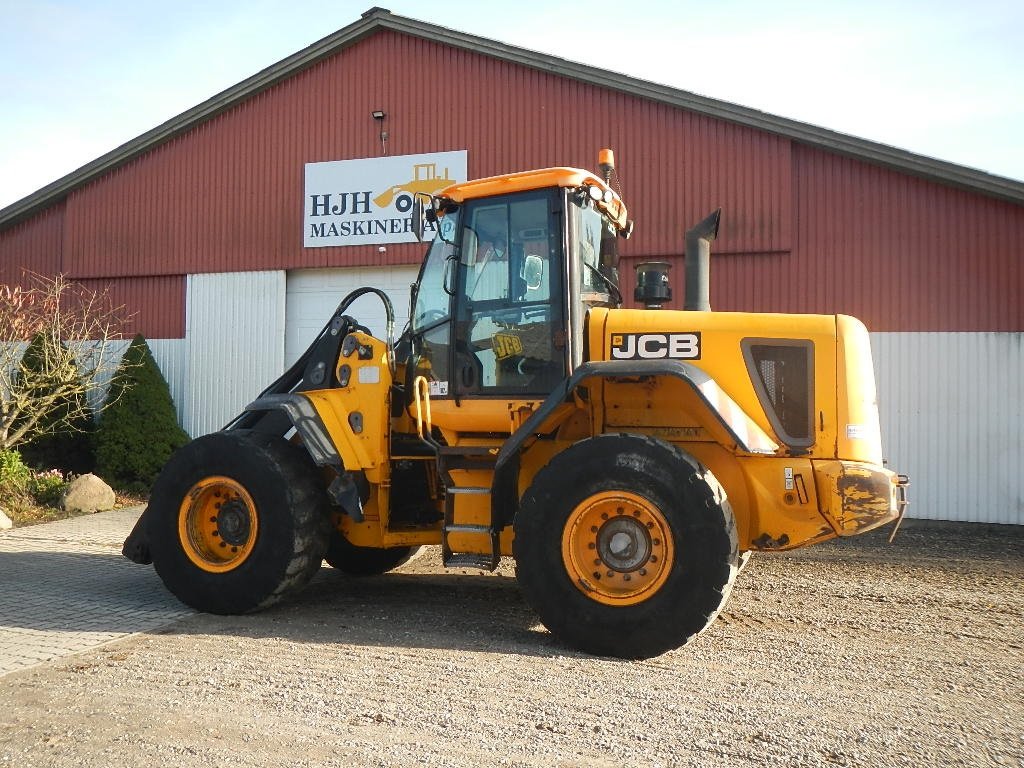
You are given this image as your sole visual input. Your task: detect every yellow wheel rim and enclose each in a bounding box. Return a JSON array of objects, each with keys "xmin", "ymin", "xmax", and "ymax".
[
  {"xmin": 561, "ymin": 490, "xmax": 674, "ymax": 606},
  {"xmin": 178, "ymin": 476, "xmax": 259, "ymax": 573}
]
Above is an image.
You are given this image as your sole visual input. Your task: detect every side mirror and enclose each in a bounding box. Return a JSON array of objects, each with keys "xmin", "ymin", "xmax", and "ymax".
[{"xmin": 523, "ymin": 254, "xmax": 544, "ymax": 292}]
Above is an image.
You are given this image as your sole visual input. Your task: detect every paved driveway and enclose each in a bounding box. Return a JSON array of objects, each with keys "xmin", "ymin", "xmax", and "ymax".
[{"xmin": 0, "ymin": 508, "xmax": 193, "ymax": 677}]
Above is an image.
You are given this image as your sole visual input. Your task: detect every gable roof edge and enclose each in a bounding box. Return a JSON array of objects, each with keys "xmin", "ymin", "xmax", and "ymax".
[{"xmin": 2, "ymin": 7, "xmax": 1021, "ymax": 232}]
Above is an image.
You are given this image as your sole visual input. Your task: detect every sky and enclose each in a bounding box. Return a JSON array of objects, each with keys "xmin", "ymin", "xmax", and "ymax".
[{"xmin": 1, "ymin": 0, "xmax": 1022, "ymax": 210}]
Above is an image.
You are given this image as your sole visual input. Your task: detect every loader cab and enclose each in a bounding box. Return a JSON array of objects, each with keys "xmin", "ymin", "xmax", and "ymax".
[{"xmin": 407, "ymin": 176, "xmax": 625, "ymax": 417}]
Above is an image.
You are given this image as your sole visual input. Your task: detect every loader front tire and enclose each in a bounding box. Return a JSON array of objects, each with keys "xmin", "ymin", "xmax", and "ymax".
[
  {"xmin": 513, "ymin": 434, "xmax": 738, "ymax": 659},
  {"xmin": 148, "ymin": 430, "xmax": 330, "ymax": 614}
]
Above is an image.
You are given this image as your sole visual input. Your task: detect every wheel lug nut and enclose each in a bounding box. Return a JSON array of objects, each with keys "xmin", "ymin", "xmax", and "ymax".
[
  {"xmin": 616, "ymin": 507, "xmax": 624, "ymax": 515},
  {"xmin": 606, "ymin": 571, "xmax": 613, "ymax": 578},
  {"xmin": 588, "ymin": 542, "xmax": 596, "ymax": 550},
  {"xmin": 593, "ymin": 559, "xmax": 602, "ymax": 566},
  {"xmin": 653, "ymin": 538, "xmax": 661, "ymax": 546},
  {"xmin": 650, "ymin": 555, "xmax": 658, "ymax": 563},
  {"xmin": 231, "ymin": 547, "xmax": 238, "ymax": 553},
  {"xmin": 593, "ymin": 572, "xmax": 601, "ymax": 579},
  {"xmin": 213, "ymin": 530, "xmax": 220, "ymax": 537},
  {"xmin": 209, "ymin": 516, "xmax": 217, "ymax": 523},
  {"xmin": 639, "ymin": 568, "xmax": 647, "ymax": 576},
  {"xmin": 219, "ymin": 542, "xmax": 227, "ymax": 548},
  {"xmin": 600, "ymin": 512, "xmax": 609, "ymax": 520},
  {"xmin": 590, "ymin": 526, "xmax": 599, "ymax": 533},
  {"xmin": 623, "ymin": 574, "xmax": 631, "ymax": 581},
  {"xmin": 646, "ymin": 521, "xmax": 654, "ymax": 528}
]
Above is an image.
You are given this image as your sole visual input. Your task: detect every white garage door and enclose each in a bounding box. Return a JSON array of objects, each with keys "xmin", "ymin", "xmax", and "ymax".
[{"xmin": 285, "ymin": 266, "xmax": 420, "ymax": 366}]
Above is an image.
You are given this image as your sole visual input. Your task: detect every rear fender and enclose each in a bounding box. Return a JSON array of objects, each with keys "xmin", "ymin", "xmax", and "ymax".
[{"xmin": 492, "ymin": 360, "xmax": 779, "ymax": 525}]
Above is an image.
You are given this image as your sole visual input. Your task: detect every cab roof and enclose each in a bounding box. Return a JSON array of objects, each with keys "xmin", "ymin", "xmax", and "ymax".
[{"xmin": 438, "ymin": 167, "xmax": 629, "ymax": 230}]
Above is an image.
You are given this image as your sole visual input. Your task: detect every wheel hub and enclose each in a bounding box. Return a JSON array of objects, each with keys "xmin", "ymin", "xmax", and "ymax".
[
  {"xmin": 216, "ymin": 499, "xmax": 251, "ymax": 546},
  {"xmin": 560, "ymin": 490, "xmax": 675, "ymax": 606},
  {"xmin": 177, "ymin": 476, "xmax": 259, "ymax": 573},
  {"xmin": 597, "ymin": 518, "xmax": 651, "ymax": 572}
]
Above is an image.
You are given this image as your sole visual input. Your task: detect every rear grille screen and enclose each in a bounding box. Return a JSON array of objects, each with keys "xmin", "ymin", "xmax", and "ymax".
[{"xmin": 743, "ymin": 340, "xmax": 814, "ymax": 447}]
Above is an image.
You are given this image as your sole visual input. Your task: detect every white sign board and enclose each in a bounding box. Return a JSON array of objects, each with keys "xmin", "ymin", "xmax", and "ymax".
[{"xmin": 304, "ymin": 150, "xmax": 468, "ymax": 247}]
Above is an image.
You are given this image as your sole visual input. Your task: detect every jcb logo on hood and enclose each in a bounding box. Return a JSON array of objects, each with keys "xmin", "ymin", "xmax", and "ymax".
[{"xmin": 610, "ymin": 332, "xmax": 701, "ymax": 360}]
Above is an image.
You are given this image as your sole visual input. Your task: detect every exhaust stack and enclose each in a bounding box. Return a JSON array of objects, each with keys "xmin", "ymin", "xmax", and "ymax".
[{"xmin": 684, "ymin": 208, "xmax": 722, "ymax": 312}]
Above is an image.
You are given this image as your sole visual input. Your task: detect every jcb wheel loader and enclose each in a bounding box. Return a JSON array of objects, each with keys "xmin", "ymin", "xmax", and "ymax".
[{"xmin": 124, "ymin": 150, "xmax": 908, "ymax": 659}]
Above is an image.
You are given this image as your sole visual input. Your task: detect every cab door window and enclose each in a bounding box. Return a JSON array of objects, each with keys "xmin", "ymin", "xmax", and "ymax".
[{"xmin": 455, "ymin": 191, "xmax": 565, "ymax": 393}]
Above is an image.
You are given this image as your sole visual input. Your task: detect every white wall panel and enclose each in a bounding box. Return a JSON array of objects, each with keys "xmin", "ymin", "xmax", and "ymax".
[
  {"xmin": 184, "ymin": 271, "xmax": 285, "ymax": 437},
  {"xmin": 871, "ymin": 332, "xmax": 1023, "ymax": 525},
  {"xmin": 285, "ymin": 266, "xmax": 418, "ymax": 366},
  {"xmin": 148, "ymin": 338, "xmax": 188, "ymax": 426},
  {"xmin": 61, "ymin": 338, "xmax": 186, "ymax": 427}
]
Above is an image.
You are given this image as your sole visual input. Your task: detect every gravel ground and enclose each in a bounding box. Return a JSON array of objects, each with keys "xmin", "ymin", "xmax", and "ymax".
[{"xmin": 1, "ymin": 521, "xmax": 1021, "ymax": 768}]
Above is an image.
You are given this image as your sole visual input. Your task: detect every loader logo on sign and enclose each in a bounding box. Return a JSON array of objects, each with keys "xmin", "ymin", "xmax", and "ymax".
[
  {"xmin": 304, "ymin": 150, "xmax": 468, "ymax": 248},
  {"xmin": 610, "ymin": 332, "xmax": 701, "ymax": 360}
]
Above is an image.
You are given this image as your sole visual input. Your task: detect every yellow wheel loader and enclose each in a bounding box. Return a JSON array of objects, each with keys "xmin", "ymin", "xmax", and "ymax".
[{"xmin": 124, "ymin": 150, "xmax": 908, "ymax": 659}]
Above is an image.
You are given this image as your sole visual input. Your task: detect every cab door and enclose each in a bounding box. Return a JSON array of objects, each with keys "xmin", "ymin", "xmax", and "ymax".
[
  {"xmin": 408, "ymin": 189, "xmax": 567, "ymax": 435},
  {"xmin": 453, "ymin": 189, "xmax": 566, "ymax": 397}
]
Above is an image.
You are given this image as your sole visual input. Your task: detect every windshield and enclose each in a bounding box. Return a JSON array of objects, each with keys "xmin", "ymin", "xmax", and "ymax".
[
  {"xmin": 411, "ymin": 208, "xmax": 460, "ymax": 332},
  {"xmin": 573, "ymin": 198, "xmax": 620, "ymax": 303},
  {"xmin": 568, "ymin": 194, "xmax": 621, "ymax": 368}
]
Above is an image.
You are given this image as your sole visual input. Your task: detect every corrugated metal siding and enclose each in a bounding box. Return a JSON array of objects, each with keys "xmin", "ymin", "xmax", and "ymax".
[
  {"xmin": 61, "ymin": 31, "xmax": 791, "ymax": 279},
  {"xmin": 149, "ymin": 338, "xmax": 189, "ymax": 428},
  {"xmin": 284, "ymin": 265, "xmax": 418, "ymax": 365},
  {"xmin": 182, "ymin": 271, "xmax": 285, "ymax": 437},
  {"xmin": 78, "ymin": 337, "xmax": 188, "ymax": 430},
  {"xmin": 0, "ymin": 203, "xmax": 64, "ymax": 284},
  {"xmin": 872, "ymin": 332, "xmax": 1023, "ymax": 524},
  {"xmin": 74, "ymin": 275, "xmax": 186, "ymax": 339},
  {"xmin": 792, "ymin": 146, "xmax": 1024, "ymax": 331}
]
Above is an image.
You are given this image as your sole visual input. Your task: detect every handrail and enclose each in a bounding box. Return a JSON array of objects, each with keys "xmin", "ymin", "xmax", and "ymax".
[{"xmin": 412, "ymin": 375, "xmax": 442, "ymax": 450}]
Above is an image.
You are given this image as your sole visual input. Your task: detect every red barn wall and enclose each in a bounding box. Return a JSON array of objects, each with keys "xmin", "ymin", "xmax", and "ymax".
[{"xmin": 1, "ymin": 29, "xmax": 1021, "ymax": 337}]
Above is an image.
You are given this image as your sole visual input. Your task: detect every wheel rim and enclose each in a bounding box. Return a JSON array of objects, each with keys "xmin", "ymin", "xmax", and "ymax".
[
  {"xmin": 178, "ymin": 476, "xmax": 259, "ymax": 573},
  {"xmin": 561, "ymin": 490, "xmax": 674, "ymax": 606}
]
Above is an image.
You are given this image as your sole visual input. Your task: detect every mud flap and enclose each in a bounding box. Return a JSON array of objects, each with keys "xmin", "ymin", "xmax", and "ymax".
[{"xmin": 122, "ymin": 507, "xmax": 153, "ymax": 564}]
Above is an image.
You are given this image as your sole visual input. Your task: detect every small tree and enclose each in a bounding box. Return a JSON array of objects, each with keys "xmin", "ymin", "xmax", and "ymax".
[
  {"xmin": 0, "ymin": 273, "xmax": 128, "ymax": 453},
  {"xmin": 95, "ymin": 334, "xmax": 189, "ymax": 493},
  {"xmin": 16, "ymin": 333, "xmax": 96, "ymax": 474}
]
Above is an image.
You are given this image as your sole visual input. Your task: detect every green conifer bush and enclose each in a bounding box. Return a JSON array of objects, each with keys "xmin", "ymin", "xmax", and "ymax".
[{"xmin": 95, "ymin": 334, "xmax": 189, "ymax": 493}]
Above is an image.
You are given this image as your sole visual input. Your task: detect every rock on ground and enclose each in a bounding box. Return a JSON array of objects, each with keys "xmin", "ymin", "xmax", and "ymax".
[{"xmin": 61, "ymin": 473, "xmax": 116, "ymax": 513}]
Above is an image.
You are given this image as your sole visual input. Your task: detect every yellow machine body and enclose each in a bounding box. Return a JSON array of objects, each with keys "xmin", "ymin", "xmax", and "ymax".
[{"xmin": 301, "ymin": 310, "xmax": 901, "ymax": 555}]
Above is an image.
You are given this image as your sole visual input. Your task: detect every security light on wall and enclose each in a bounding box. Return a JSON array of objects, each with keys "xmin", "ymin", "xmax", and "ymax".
[{"xmin": 371, "ymin": 110, "xmax": 388, "ymax": 155}]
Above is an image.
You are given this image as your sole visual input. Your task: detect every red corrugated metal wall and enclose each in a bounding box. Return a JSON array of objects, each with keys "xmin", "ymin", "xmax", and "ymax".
[
  {"xmin": 59, "ymin": 31, "xmax": 792, "ymax": 277},
  {"xmin": 786, "ymin": 146, "xmax": 1023, "ymax": 331},
  {"xmin": 0, "ymin": 204, "xmax": 64, "ymax": 284},
  {"xmin": 2, "ymin": 28, "xmax": 1022, "ymax": 337},
  {"xmin": 74, "ymin": 276, "xmax": 186, "ymax": 339}
]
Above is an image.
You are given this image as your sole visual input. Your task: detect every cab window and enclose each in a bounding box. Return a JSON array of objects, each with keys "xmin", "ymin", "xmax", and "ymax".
[{"xmin": 454, "ymin": 190, "xmax": 565, "ymax": 393}]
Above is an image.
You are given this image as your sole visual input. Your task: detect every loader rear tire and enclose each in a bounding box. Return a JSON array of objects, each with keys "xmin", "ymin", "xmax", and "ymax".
[
  {"xmin": 513, "ymin": 433, "xmax": 738, "ymax": 659},
  {"xmin": 324, "ymin": 533, "xmax": 419, "ymax": 576},
  {"xmin": 148, "ymin": 430, "xmax": 330, "ymax": 614}
]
